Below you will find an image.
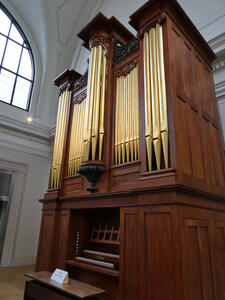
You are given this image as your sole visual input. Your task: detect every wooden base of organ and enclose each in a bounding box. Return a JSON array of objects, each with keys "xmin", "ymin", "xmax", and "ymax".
[{"xmin": 35, "ymin": 0, "xmax": 225, "ymax": 300}]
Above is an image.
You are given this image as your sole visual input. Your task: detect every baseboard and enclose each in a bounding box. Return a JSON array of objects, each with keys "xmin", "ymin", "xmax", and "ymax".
[{"xmin": 9, "ymin": 256, "xmax": 36, "ymax": 267}]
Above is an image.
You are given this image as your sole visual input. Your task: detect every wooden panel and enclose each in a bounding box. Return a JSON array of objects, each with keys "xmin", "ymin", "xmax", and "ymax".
[
  {"xmin": 213, "ymin": 221, "xmax": 225, "ymax": 300},
  {"xmin": 62, "ymin": 176, "xmax": 83, "ymax": 196},
  {"xmin": 201, "ymin": 118, "xmax": 216, "ymax": 185},
  {"xmin": 110, "ymin": 162, "xmax": 140, "ymax": 190},
  {"xmin": 120, "ymin": 208, "xmax": 139, "ymax": 300},
  {"xmin": 175, "ymin": 96, "xmax": 192, "ymax": 175},
  {"xmin": 169, "ymin": 27, "xmax": 192, "ymax": 176},
  {"xmin": 36, "ymin": 210, "xmax": 57, "ymax": 271},
  {"xmin": 68, "ymin": 268, "xmax": 118, "ymax": 300},
  {"xmin": 143, "ymin": 209, "xmax": 174, "ymax": 300},
  {"xmin": 56, "ymin": 211, "xmax": 70, "ymax": 269},
  {"xmin": 183, "ymin": 219, "xmax": 216, "ymax": 300},
  {"xmin": 182, "ymin": 41, "xmax": 195, "ymax": 101}
]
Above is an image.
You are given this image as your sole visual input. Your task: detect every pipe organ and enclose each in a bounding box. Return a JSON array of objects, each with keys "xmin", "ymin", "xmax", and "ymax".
[
  {"xmin": 50, "ymin": 89, "xmax": 70, "ymax": 189},
  {"xmin": 68, "ymin": 97, "xmax": 86, "ymax": 176},
  {"xmin": 36, "ymin": 1, "xmax": 225, "ymax": 300},
  {"xmin": 115, "ymin": 64, "xmax": 139, "ymax": 165},
  {"xmin": 84, "ymin": 44, "xmax": 107, "ymax": 161},
  {"xmin": 144, "ymin": 24, "xmax": 168, "ymax": 171}
]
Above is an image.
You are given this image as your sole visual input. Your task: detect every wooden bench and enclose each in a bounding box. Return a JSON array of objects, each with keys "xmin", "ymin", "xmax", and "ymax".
[{"xmin": 24, "ymin": 271, "xmax": 106, "ymax": 300}]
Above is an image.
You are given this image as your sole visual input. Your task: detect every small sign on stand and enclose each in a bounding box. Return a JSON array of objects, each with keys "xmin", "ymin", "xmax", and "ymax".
[{"xmin": 51, "ymin": 269, "xmax": 68, "ymax": 284}]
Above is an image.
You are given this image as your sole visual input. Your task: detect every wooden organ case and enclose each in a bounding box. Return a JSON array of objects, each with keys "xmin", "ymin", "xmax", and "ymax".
[{"xmin": 36, "ymin": 1, "xmax": 225, "ymax": 299}]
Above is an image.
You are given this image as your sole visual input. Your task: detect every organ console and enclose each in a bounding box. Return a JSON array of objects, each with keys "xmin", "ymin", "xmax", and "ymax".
[{"xmin": 35, "ymin": 0, "xmax": 225, "ymax": 299}]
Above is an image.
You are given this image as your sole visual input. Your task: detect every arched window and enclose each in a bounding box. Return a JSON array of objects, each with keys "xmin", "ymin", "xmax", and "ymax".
[{"xmin": 0, "ymin": 4, "xmax": 34, "ymax": 111}]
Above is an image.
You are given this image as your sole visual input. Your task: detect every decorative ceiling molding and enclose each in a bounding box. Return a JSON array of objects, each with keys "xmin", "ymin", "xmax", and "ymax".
[
  {"xmin": 197, "ymin": 6, "xmax": 225, "ymax": 31},
  {"xmin": 0, "ymin": 116, "xmax": 52, "ymax": 157},
  {"xmin": 215, "ymin": 80, "xmax": 225, "ymax": 99},
  {"xmin": 209, "ymin": 32, "xmax": 225, "ymax": 54},
  {"xmin": 213, "ymin": 57, "xmax": 225, "ymax": 71},
  {"xmin": 0, "ymin": 115, "xmax": 50, "ymax": 140},
  {"xmin": 0, "ymin": 126, "xmax": 51, "ymax": 158}
]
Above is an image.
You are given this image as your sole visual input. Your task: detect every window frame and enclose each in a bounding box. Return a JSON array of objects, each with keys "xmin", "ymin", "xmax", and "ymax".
[{"xmin": 0, "ymin": 3, "xmax": 35, "ymax": 111}]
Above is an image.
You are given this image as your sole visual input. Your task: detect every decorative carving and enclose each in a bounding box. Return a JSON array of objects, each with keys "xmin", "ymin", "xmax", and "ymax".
[
  {"xmin": 89, "ymin": 36, "xmax": 109, "ymax": 51},
  {"xmin": 115, "ymin": 59, "xmax": 138, "ymax": 77},
  {"xmin": 74, "ymin": 69, "xmax": 88, "ymax": 90},
  {"xmin": 78, "ymin": 161, "xmax": 105, "ymax": 193},
  {"xmin": 113, "ymin": 37, "xmax": 139, "ymax": 63},
  {"xmin": 73, "ymin": 90, "xmax": 87, "ymax": 104},
  {"xmin": 138, "ymin": 13, "xmax": 167, "ymax": 38}
]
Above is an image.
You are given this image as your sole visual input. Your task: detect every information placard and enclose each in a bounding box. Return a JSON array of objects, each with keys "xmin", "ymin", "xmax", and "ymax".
[{"xmin": 51, "ymin": 269, "xmax": 68, "ymax": 284}]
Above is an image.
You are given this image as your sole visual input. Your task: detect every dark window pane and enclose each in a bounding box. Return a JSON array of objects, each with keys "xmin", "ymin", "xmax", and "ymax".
[
  {"xmin": 0, "ymin": 69, "xmax": 15, "ymax": 103},
  {"xmin": 9, "ymin": 24, "xmax": 23, "ymax": 44},
  {"xmin": 2, "ymin": 40, "xmax": 22, "ymax": 72},
  {"xmin": 12, "ymin": 76, "xmax": 31, "ymax": 109},
  {"xmin": 0, "ymin": 9, "xmax": 11, "ymax": 36},
  {"xmin": 19, "ymin": 48, "xmax": 32, "ymax": 79}
]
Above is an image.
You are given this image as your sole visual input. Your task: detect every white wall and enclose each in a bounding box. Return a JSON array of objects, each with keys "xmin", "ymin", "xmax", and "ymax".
[{"xmin": 0, "ymin": 147, "xmax": 50, "ymax": 266}]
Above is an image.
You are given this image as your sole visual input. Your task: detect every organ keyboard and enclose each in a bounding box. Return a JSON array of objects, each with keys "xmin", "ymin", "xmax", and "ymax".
[{"xmin": 74, "ymin": 214, "xmax": 120, "ymax": 271}]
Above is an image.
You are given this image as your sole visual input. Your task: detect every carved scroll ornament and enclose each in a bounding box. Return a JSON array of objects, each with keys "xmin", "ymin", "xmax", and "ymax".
[
  {"xmin": 113, "ymin": 37, "xmax": 139, "ymax": 63},
  {"xmin": 73, "ymin": 90, "xmax": 87, "ymax": 104},
  {"xmin": 74, "ymin": 70, "xmax": 88, "ymax": 91},
  {"xmin": 89, "ymin": 36, "xmax": 109, "ymax": 51},
  {"xmin": 115, "ymin": 59, "xmax": 138, "ymax": 77}
]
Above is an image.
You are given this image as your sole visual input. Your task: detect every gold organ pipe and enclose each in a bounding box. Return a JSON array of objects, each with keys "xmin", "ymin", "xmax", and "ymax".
[
  {"xmin": 51, "ymin": 93, "xmax": 62, "ymax": 184},
  {"xmin": 68, "ymin": 98, "xmax": 87, "ymax": 177},
  {"xmin": 99, "ymin": 49, "xmax": 107, "ymax": 161},
  {"xmin": 143, "ymin": 23, "xmax": 169, "ymax": 172},
  {"xmin": 68, "ymin": 104, "xmax": 75, "ymax": 176},
  {"xmin": 58, "ymin": 91, "xmax": 70, "ymax": 186},
  {"xmin": 54, "ymin": 91, "xmax": 66, "ymax": 188},
  {"xmin": 149, "ymin": 27, "xmax": 161, "ymax": 170},
  {"xmin": 144, "ymin": 31, "xmax": 153, "ymax": 171},
  {"xmin": 80, "ymin": 101, "xmax": 85, "ymax": 166},
  {"xmin": 71, "ymin": 104, "xmax": 77, "ymax": 175},
  {"xmin": 132, "ymin": 68, "xmax": 137, "ymax": 161},
  {"xmin": 115, "ymin": 77, "xmax": 119, "ymax": 165},
  {"xmin": 121, "ymin": 76, "xmax": 126, "ymax": 164},
  {"xmin": 118, "ymin": 77, "xmax": 122, "ymax": 164},
  {"xmin": 83, "ymin": 44, "xmax": 107, "ymax": 162},
  {"xmin": 74, "ymin": 104, "xmax": 79, "ymax": 174},
  {"xmin": 84, "ymin": 47, "xmax": 96, "ymax": 160},
  {"xmin": 114, "ymin": 65, "xmax": 139, "ymax": 165},
  {"xmin": 129, "ymin": 70, "xmax": 134, "ymax": 162},
  {"xmin": 125, "ymin": 74, "xmax": 130, "ymax": 162},
  {"xmin": 92, "ymin": 45, "xmax": 102, "ymax": 160},
  {"xmin": 76, "ymin": 103, "xmax": 82, "ymax": 173},
  {"xmin": 77, "ymin": 102, "xmax": 82, "ymax": 169},
  {"xmin": 50, "ymin": 90, "xmax": 70, "ymax": 189},
  {"xmin": 156, "ymin": 24, "xmax": 169, "ymax": 168},
  {"xmin": 134, "ymin": 66, "xmax": 139, "ymax": 160}
]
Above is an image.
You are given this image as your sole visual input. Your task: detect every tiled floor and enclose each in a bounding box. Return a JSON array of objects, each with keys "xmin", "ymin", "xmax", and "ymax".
[{"xmin": 0, "ymin": 265, "xmax": 35, "ymax": 300}]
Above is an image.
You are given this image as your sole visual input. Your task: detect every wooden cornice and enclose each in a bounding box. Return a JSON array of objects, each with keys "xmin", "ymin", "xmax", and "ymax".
[
  {"xmin": 54, "ymin": 69, "xmax": 81, "ymax": 88},
  {"xmin": 77, "ymin": 13, "xmax": 134, "ymax": 50}
]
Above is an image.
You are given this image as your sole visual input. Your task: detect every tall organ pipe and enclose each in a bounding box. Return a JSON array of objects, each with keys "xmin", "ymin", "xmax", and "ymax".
[
  {"xmin": 84, "ymin": 44, "xmax": 107, "ymax": 161},
  {"xmin": 114, "ymin": 65, "xmax": 139, "ymax": 165},
  {"xmin": 50, "ymin": 90, "xmax": 70, "ymax": 189},
  {"xmin": 143, "ymin": 23, "xmax": 169, "ymax": 171}
]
